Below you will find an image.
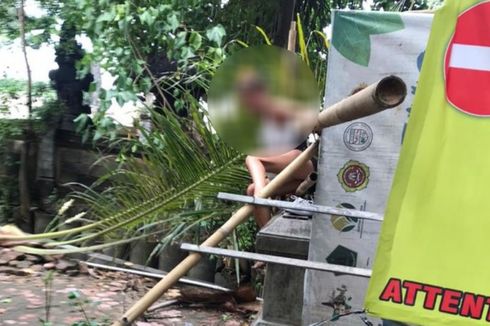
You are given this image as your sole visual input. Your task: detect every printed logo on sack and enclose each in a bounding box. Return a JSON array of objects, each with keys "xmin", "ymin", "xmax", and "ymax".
[
  {"xmin": 330, "ymin": 203, "xmax": 359, "ymax": 232},
  {"xmin": 445, "ymin": 1, "xmax": 490, "ymax": 116},
  {"xmin": 343, "ymin": 122, "xmax": 373, "ymax": 152},
  {"xmin": 337, "ymin": 160, "xmax": 370, "ymax": 192}
]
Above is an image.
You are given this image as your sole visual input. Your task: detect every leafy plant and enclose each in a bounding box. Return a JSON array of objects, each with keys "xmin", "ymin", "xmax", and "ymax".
[
  {"xmin": 67, "ymin": 290, "xmax": 98, "ymax": 326},
  {"xmin": 0, "ymin": 78, "xmax": 57, "ymax": 120},
  {"xmin": 72, "ymin": 1, "xmax": 228, "ymax": 120},
  {"xmin": 40, "ymin": 270, "xmax": 54, "ymax": 325},
  {"xmin": 8, "ymin": 101, "xmax": 250, "ymax": 255},
  {"xmin": 1, "ymin": 3, "xmax": 326, "ymax": 257},
  {"xmin": 0, "ymin": 0, "xmax": 438, "ymax": 257},
  {"xmin": 0, "ymin": 79, "xmax": 26, "ymax": 97},
  {"xmin": 235, "ymin": 218, "xmax": 258, "ymax": 252}
]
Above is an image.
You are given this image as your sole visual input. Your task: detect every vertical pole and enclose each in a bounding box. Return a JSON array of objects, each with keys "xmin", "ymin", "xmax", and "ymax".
[
  {"xmin": 275, "ymin": 0, "xmax": 297, "ymax": 48},
  {"xmin": 288, "ymin": 21, "xmax": 297, "ymax": 52},
  {"xmin": 18, "ymin": 0, "xmax": 32, "ymax": 116}
]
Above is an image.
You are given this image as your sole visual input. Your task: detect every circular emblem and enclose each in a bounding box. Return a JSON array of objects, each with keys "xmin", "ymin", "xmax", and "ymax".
[
  {"xmin": 330, "ymin": 203, "xmax": 359, "ymax": 232},
  {"xmin": 343, "ymin": 122, "xmax": 373, "ymax": 152},
  {"xmin": 444, "ymin": 1, "xmax": 490, "ymax": 116},
  {"xmin": 337, "ymin": 160, "xmax": 370, "ymax": 192}
]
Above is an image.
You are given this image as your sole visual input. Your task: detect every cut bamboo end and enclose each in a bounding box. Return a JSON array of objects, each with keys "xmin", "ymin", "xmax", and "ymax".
[
  {"xmin": 374, "ymin": 75, "xmax": 407, "ymax": 108},
  {"xmin": 295, "ymin": 171, "xmax": 318, "ymax": 196},
  {"xmin": 315, "ymin": 75, "xmax": 407, "ymax": 131}
]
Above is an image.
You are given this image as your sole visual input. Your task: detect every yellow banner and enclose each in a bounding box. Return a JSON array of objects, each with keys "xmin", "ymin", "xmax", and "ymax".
[{"xmin": 365, "ymin": 1, "xmax": 490, "ymax": 325}]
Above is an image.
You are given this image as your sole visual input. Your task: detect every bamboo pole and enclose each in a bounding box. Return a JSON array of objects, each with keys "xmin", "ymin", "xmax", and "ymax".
[
  {"xmin": 112, "ymin": 76, "xmax": 407, "ymax": 325},
  {"xmin": 314, "ymin": 75, "xmax": 407, "ymax": 131},
  {"xmin": 287, "ymin": 21, "xmax": 297, "ymax": 52},
  {"xmin": 295, "ymin": 172, "xmax": 318, "ymax": 196},
  {"xmin": 113, "ymin": 141, "xmax": 319, "ymax": 326}
]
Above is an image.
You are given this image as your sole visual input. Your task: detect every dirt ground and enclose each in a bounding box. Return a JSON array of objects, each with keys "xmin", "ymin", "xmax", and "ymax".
[{"xmin": 0, "ymin": 269, "xmax": 258, "ymax": 326}]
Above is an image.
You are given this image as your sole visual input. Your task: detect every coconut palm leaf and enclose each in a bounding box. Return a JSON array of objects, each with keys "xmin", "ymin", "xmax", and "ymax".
[{"xmin": 7, "ymin": 97, "xmax": 250, "ymax": 254}]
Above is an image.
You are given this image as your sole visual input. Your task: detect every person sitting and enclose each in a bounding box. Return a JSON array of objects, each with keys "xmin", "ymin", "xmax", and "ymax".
[{"xmin": 234, "ymin": 69, "xmax": 316, "ymax": 228}]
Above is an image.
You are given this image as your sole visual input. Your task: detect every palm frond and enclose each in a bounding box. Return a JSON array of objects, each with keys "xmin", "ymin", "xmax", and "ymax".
[
  {"xmin": 255, "ymin": 25, "xmax": 272, "ymax": 45},
  {"xmin": 11, "ymin": 100, "xmax": 251, "ymax": 254},
  {"xmin": 296, "ymin": 14, "xmax": 310, "ymax": 66}
]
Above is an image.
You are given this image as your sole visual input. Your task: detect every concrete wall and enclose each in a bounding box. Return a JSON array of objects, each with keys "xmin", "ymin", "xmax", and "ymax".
[{"xmin": 0, "ymin": 126, "xmax": 115, "ymax": 232}]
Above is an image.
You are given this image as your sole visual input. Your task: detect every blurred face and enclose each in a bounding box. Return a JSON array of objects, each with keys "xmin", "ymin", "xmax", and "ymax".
[
  {"xmin": 236, "ymin": 79, "xmax": 268, "ymax": 116},
  {"xmin": 207, "ymin": 45, "xmax": 320, "ymax": 156}
]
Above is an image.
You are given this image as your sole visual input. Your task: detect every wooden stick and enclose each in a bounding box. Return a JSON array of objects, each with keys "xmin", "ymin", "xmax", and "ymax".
[
  {"xmin": 112, "ymin": 141, "xmax": 320, "ymax": 326},
  {"xmin": 287, "ymin": 21, "xmax": 297, "ymax": 52},
  {"xmin": 148, "ymin": 300, "xmax": 179, "ymax": 313}
]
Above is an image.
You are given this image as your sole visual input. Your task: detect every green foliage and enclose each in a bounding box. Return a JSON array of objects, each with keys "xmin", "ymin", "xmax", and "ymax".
[
  {"xmin": 67, "ymin": 290, "xmax": 99, "ymax": 326},
  {"xmin": 0, "ymin": 0, "xmax": 57, "ymax": 47},
  {"xmin": 0, "ymin": 0, "xmax": 431, "ymax": 124},
  {"xmin": 0, "ymin": 119, "xmax": 24, "ymax": 140},
  {"xmin": 206, "ymin": 25, "xmax": 227, "ymax": 47},
  {"xmin": 0, "ymin": 0, "xmax": 437, "ymax": 254},
  {"xmin": 254, "ymin": 26, "xmax": 272, "ymax": 45},
  {"xmin": 76, "ymin": 105, "xmax": 249, "ymax": 242},
  {"xmin": 70, "ymin": 0, "xmax": 227, "ymax": 111},
  {"xmin": 0, "ymin": 79, "xmax": 26, "ymax": 97},
  {"xmin": 215, "ymin": 0, "xmax": 282, "ymax": 46},
  {"xmin": 69, "ymin": 321, "xmax": 99, "ymax": 326},
  {"xmin": 0, "ymin": 79, "xmax": 56, "ymax": 115},
  {"xmin": 39, "ymin": 271, "xmax": 107, "ymax": 326},
  {"xmin": 12, "ymin": 103, "xmax": 251, "ymax": 255},
  {"xmin": 74, "ymin": 113, "xmax": 117, "ymax": 144},
  {"xmin": 235, "ymin": 218, "xmax": 258, "ymax": 251}
]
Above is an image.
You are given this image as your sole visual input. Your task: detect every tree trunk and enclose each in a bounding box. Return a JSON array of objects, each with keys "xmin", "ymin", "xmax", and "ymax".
[
  {"xmin": 18, "ymin": 140, "xmax": 32, "ymax": 232},
  {"xmin": 18, "ymin": 0, "xmax": 32, "ymax": 116},
  {"xmin": 274, "ymin": 0, "xmax": 296, "ymax": 48}
]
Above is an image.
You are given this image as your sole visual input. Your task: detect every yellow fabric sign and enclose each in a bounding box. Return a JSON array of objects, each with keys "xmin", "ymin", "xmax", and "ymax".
[{"xmin": 365, "ymin": 1, "xmax": 490, "ymax": 325}]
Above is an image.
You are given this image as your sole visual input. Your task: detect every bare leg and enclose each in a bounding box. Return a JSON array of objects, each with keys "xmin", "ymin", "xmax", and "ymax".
[
  {"xmin": 245, "ymin": 177, "xmax": 271, "ymax": 228},
  {"xmin": 256, "ymin": 149, "xmax": 314, "ymax": 180},
  {"xmin": 245, "ymin": 150, "xmax": 314, "ymax": 228}
]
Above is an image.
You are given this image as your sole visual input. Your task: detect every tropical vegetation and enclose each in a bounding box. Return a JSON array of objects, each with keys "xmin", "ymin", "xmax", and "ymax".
[{"xmin": 0, "ymin": 0, "xmax": 443, "ymax": 257}]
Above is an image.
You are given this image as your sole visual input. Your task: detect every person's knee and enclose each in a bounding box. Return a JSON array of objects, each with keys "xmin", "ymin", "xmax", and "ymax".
[
  {"xmin": 246, "ymin": 183, "xmax": 255, "ymax": 196},
  {"xmin": 292, "ymin": 160, "xmax": 315, "ymax": 181},
  {"xmin": 305, "ymin": 160, "xmax": 315, "ymax": 176},
  {"xmin": 245, "ymin": 155, "xmax": 258, "ymax": 168}
]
